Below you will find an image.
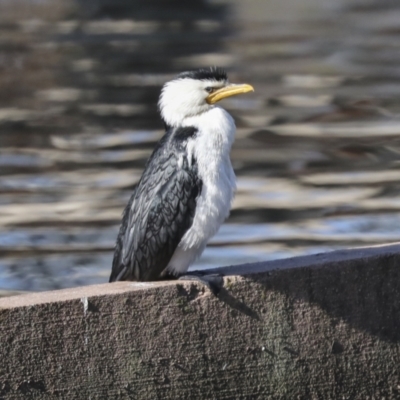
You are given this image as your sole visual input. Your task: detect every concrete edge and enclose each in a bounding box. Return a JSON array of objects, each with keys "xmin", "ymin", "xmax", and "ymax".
[
  {"xmin": 1, "ymin": 242, "xmax": 400, "ymax": 310},
  {"xmin": 206, "ymin": 242, "xmax": 400, "ymax": 275}
]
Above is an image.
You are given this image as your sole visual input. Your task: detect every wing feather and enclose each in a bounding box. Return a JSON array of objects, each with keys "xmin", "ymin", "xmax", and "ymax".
[{"xmin": 110, "ymin": 127, "xmax": 201, "ymax": 282}]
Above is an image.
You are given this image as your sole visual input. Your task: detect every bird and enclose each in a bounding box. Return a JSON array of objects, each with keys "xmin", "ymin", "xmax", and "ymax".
[{"xmin": 109, "ymin": 67, "xmax": 254, "ymax": 291}]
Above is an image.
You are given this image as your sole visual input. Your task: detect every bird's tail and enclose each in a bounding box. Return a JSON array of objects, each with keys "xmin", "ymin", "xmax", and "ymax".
[{"xmin": 109, "ymin": 244, "xmax": 127, "ymax": 282}]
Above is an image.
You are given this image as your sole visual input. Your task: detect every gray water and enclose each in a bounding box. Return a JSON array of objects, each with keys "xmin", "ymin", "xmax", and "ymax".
[{"xmin": 1, "ymin": 0, "xmax": 400, "ymax": 295}]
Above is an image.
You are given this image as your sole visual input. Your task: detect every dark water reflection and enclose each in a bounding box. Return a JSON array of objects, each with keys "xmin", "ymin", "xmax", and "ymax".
[{"xmin": 1, "ymin": 0, "xmax": 400, "ymax": 295}]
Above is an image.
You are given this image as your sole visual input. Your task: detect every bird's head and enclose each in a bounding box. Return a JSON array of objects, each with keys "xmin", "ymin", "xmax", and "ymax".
[{"xmin": 158, "ymin": 67, "xmax": 254, "ymax": 127}]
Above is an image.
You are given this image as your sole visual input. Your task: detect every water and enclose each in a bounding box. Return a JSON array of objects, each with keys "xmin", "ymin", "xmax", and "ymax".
[{"xmin": 1, "ymin": 0, "xmax": 400, "ymax": 295}]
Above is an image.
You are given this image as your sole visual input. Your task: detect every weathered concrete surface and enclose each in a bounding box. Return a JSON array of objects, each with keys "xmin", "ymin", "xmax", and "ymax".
[{"xmin": 1, "ymin": 244, "xmax": 400, "ymax": 399}]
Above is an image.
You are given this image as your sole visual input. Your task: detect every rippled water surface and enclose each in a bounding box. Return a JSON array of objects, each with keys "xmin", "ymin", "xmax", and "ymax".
[{"xmin": 1, "ymin": 0, "xmax": 400, "ymax": 295}]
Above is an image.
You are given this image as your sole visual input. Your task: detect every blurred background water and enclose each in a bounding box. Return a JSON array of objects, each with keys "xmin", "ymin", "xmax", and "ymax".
[{"xmin": 1, "ymin": 0, "xmax": 400, "ymax": 295}]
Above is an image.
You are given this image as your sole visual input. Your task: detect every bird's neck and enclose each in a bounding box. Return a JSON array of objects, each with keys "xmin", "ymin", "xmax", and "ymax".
[
  {"xmin": 183, "ymin": 106, "xmax": 236, "ymax": 168},
  {"xmin": 160, "ymin": 104, "xmax": 210, "ymax": 128},
  {"xmin": 183, "ymin": 106, "xmax": 235, "ymax": 136}
]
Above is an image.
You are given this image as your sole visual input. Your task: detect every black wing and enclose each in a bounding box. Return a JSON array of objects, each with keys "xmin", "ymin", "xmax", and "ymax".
[{"xmin": 110, "ymin": 126, "xmax": 202, "ymax": 282}]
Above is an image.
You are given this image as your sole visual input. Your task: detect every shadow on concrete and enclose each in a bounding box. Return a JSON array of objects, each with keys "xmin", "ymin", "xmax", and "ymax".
[
  {"xmin": 208, "ymin": 244, "xmax": 400, "ymax": 343},
  {"xmin": 217, "ymin": 287, "xmax": 260, "ymax": 320}
]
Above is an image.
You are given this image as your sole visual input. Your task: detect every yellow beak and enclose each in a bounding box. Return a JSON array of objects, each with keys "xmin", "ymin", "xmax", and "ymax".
[{"xmin": 206, "ymin": 83, "xmax": 254, "ymax": 104}]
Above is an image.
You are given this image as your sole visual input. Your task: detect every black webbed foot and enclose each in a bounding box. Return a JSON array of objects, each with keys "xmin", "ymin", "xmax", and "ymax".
[{"xmin": 178, "ymin": 271, "xmax": 224, "ymax": 296}]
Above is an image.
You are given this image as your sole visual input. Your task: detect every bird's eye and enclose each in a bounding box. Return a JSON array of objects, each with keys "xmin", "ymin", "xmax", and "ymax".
[{"xmin": 205, "ymin": 87, "xmax": 215, "ymax": 93}]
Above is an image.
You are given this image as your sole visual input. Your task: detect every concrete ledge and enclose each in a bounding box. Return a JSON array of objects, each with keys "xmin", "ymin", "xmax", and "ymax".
[{"xmin": 1, "ymin": 244, "xmax": 400, "ymax": 399}]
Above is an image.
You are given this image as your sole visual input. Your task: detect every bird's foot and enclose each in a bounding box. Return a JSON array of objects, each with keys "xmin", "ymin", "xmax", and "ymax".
[{"xmin": 178, "ymin": 271, "xmax": 224, "ymax": 296}]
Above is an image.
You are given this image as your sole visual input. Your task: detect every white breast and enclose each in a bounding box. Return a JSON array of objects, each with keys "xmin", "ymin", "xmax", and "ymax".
[{"xmin": 166, "ymin": 106, "xmax": 236, "ymax": 275}]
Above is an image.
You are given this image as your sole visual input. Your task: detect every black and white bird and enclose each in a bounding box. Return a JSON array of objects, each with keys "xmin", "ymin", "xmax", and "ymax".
[{"xmin": 109, "ymin": 67, "xmax": 254, "ymax": 289}]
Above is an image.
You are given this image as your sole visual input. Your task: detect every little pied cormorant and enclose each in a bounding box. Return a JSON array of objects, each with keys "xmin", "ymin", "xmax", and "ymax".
[{"xmin": 109, "ymin": 67, "xmax": 254, "ymax": 286}]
